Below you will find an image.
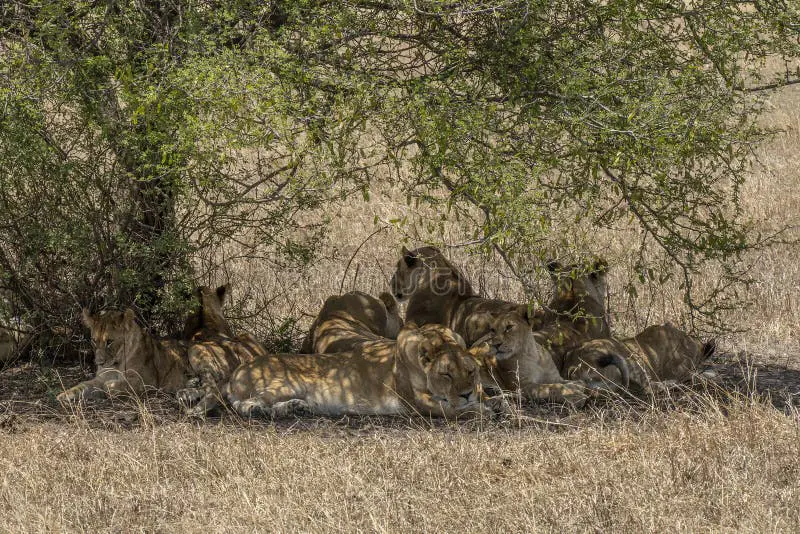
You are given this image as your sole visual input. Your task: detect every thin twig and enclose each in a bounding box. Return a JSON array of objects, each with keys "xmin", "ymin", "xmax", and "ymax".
[{"xmin": 338, "ymin": 226, "xmax": 388, "ymax": 295}]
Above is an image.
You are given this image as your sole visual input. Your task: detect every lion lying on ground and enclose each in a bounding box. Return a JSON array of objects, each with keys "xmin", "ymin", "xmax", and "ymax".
[
  {"xmin": 58, "ymin": 286, "xmax": 264, "ymax": 414},
  {"xmin": 300, "ymin": 290, "xmax": 402, "ymax": 354},
  {"xmin": 182, "ymin": 284, "xmax": 234, "ymax": 339},
  {"xmin": 472, "ymin": 308, "xmax": 629, "ymax": 406},
  {"xmin": 56, "ymin": 308, "xmax": 191, "ymax": 403},
  {"xmin": 561, "ymin": 323, "xmax": 715, "ymax": 394},
  {"xmin": 225, "ymin": 323, "xmax": 497, "ymax": 419},
  {"xmin": 176, "ymin": 285, "xmax": 267, "ymax": 415},
  {"xmin": 390, "ymin": 247, "xmax": 622, "ymax": 405},
  {"xmin": 390, "ymin": 246, "xmax": 534, "ymax": 344},
  {"xmin": 533, "ymin": 259, "xmax": 612, "ymax": 374}
]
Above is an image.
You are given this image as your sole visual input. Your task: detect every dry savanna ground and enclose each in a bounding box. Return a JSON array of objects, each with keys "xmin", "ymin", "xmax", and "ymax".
[{"xmin": 1, "ymin": 85, "xmax": 800, "ymax": 531}]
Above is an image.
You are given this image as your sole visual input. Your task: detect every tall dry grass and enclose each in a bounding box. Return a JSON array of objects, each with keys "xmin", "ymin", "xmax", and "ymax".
[{"xmin": 1, "ymin": 395, "xmax": 798, "ymax": 532}]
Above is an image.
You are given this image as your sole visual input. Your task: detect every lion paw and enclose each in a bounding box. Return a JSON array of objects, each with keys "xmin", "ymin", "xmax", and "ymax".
[
  {"xmin": 176, "ymin": 387, "xmax": 205, "ymax": 408},
  {"xmin": 271, "ymin": 399, "xmax": 312, "ymax": 419},
  {"xmin": 56, "ymin": 389, "xmax": 81, "ymax": 405},
  {"xmin": 232, "ymin": 398, "xmax": 271, "ymax": 419}
]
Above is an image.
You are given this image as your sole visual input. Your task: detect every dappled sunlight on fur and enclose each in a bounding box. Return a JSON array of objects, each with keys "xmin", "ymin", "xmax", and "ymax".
[{"xmin": 226, "ymin": 324, "xmax": 493, "ymax": 419}]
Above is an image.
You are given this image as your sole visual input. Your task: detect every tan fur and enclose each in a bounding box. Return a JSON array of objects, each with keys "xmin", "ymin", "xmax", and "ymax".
[
  {"xmin": 473, "ymin": 310, "xmax": 589, "ymax": 406},
  {"xmin": 225, "ymin": 324, "xmax": 495, "ymax": 419},
  {"xmin": 59, "ymin": 286, "xmax": 264, "ymax": 413},
  {"xmin": 182, "ymin": 284, "xmax": 233, "ymax": 339},
  {"xmin": 389, "ymin": 246, "xmax": 528, "ymax": 345},
  {"xmin": 177, "ymin": 285, "xmax": 266, "ymax": 415},
  {"xmin": 300, "ymin": 291, "xmax": 403, "ymax": 354},
  {"xmin": 57, "ymin": 309, "xmax": 190, "ymax": 403},
  {"xmin": 562, "ymin": 323, "xmax": 715, "ymax": 393},
  {"xmin": 0, "ymin": 324, "xmax": 28, "ymax": 363},
  {"xmin": 388, "ymin": 246, "xmax": 591, "ymax": 405},
  {"xmin": 534, "ymin": 260, "xmax": 611, "ymax": 372},
  {"xmin": 179, "ymin": 332, "xmax": 267, "ymax": 415}
]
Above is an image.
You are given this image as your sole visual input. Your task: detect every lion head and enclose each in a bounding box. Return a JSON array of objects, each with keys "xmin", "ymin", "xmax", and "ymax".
[
  {"xmin": 543, "ymin": 258, "xmax": 610, "ymax": 338},
  {"xmin": 389, "ymin": 246, "xmax": 472, "ymax": 303},
  {"xmin": 182, "ymin": 284, "xmax": 233, "ymax": 340},
  {"xmin": 396, "ymin": 323, "xmax": 487, "ymax": 410},
  {"xmin": 81, "ymin": 308, "xmax": 137, "ymax": 368},
  {"xmin": 469, "ymin": 306, "xmax": 535, "ymax": 361}
]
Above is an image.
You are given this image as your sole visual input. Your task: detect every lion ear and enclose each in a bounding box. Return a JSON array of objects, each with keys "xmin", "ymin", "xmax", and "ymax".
[
  {"xmin": 216, "ymin": 284, "xmax": 230, "ymax": 304},
  {"xmin": 402, "ymin": 247, "xmax": 417, "ymax": 267},
  {"xmin": 81, "ymin": 308, "xmax": 94, "ymax": 329},
  {"xmin": 546, "ymin": 260, "xmax": 562, "ymax": 277},
  {"xmin": 451, "ymin": 331, "xmax": 467, "ymax": 348},
  {"xmin": 517, "ymin": 304, "xmax": 531, "ymax": 323},
  {"xmin": 378, "ymin": 292, "xmax": 398, "ymax": 313}
]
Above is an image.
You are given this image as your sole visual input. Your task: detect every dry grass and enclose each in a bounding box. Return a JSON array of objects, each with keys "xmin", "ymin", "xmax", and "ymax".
[
  {"xmin": 3, "ymin": 69, "xmax": 800, "ymax": 534},
  {"xmin": 1, "ymin": 396, "xmax": 799, "ymax": 532}
]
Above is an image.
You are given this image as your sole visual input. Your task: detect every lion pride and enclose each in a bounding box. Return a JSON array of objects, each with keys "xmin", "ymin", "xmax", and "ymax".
[{"xmin": 389, "ymin": 247, "xmax": 622, "ymax": 405}]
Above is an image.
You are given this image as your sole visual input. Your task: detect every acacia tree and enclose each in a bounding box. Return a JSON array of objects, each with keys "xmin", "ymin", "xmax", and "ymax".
[{"xmin": 0, "ymin": 1, "xmax": 798, "ymax": 355}]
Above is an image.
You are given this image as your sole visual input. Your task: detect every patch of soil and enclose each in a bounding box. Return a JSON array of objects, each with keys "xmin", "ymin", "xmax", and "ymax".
[{"xmin": 705, "ymin": 351, "xmax": 800, "ymax": 411}]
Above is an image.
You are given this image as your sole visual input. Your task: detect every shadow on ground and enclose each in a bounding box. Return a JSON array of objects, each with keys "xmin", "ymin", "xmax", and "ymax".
[{"xmin": 0, "ymin": 351, "xmax": 798, "ymax": 434}]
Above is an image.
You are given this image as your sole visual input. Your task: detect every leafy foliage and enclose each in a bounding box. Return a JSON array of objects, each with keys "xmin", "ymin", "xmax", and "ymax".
[{"xmin": 0, "ymin": 1, "xmax": 797, "ymax": 354}]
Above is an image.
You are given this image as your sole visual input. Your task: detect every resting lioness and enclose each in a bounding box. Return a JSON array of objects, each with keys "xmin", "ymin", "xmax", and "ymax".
[
  {"xmin": 561, "ymin": 323, "xmax": 715, "ymax": 393},
  {"xmin": 57, "ymin": 309, "xmax": 191, "ymax": 403},
  {"xmin": 58, "ymin": 286, "xmax": 263, "ymax": 412},
  {"xmin": 225, "ymin": 323, "xmax": 495, "ymax": 419},
  {"xmin": 300, "ymin": 291, "xmax": 402, "ymax": 354},
  {"xmin": 177, "ymin": 284, "xmax": 267, "ymax": 415},
  {"xmin": 182, "ymin": 284, "xmax": 234, "ymax": 339},
  {"xmin": 533, "ymin": 259, "xmax": 611, "ymax": 373},
  {"xmin": 472, "ymin": 308, "xmax": 628, "ymax": 406},
  {"xmin": 390, "ymin": 246, "xmax": 530, "ymax": 344}
]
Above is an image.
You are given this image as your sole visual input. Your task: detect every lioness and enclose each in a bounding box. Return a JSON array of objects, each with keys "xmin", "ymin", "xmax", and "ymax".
[
  {"xmin": 177, "ymin": 284, "xmax": 266, "ymax": 415},
  {"xmin": 561, "ymin": 323, "xmax": 715, "ymax": 393},
  {"xmin": 390, "ymin": 246, "xmax": 528, "ymax": 344},
  {"xmin": 58, "ymin": 286, "xmax": 264, "ymax": 414},
  {"xmin": 300, "ymin": 290, "xmax": 403, "ymax": 354},
  {"xmin": 57, "ymin": 309, "xmax": 191, "ymax": 403},
  {"xmin": 182, "ymin": 284, "xmax": 234, "ymax": 339},
  {"xmin": 225, "ymin": 323, "xmax": 495, "ymax": 419},
  {"xmin": 472, "ymin": 308, "xmax": 629, "ymax": 405},
  {"xmin": 534, "ymin": 259, "xmax": 611, "ymax": 373}
]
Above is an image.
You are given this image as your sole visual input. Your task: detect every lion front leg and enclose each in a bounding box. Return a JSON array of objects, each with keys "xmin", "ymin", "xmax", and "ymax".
[
  {"xmin": 57, "ymin": 369, "xmax": 145, "ymax": 404},
  {"xmin": 411, "ymin": 393, "xmax": 497, "ymax": 419},
  {"xmin": 182, "ymin": 389, "xmax": 224, "ymax": 418},
  {"xmin": 57, "ymin": 377, "xmax": 109, "ymax": 404},
  {"xmin": 526, "ymin": 380, "xmax": 588, "ymax": 407}
]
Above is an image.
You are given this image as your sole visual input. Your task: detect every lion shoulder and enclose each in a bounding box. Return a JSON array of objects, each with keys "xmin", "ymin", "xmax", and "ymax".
[{"xmin": 302, "ymin": 291, "xmax": 402, "ymax": 354}]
